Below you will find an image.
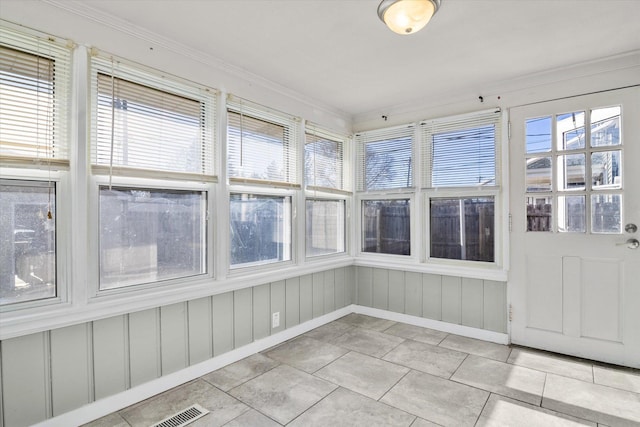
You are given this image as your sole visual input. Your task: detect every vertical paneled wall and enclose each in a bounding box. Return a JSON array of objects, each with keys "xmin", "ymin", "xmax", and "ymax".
[
  {"xmin": 356, "ymin": 267, "xmax": 507, "ymax": 333},
  {"xmin": 0, "ymin": 267, "xmax": 355, "ymax": 427}
]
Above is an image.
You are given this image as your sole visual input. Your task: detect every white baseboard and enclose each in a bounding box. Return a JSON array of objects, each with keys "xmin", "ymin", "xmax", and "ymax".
[
  {"xmin": 33, "ymin": 304, "xmax": 507, "ymax": 426},
  {"xmin": 353, "ymin": 305, "xmax": 509, "ymax": 345},
  {"xmin": 33, "ymin": 306, "xmax": 353, "ymax": 427}
]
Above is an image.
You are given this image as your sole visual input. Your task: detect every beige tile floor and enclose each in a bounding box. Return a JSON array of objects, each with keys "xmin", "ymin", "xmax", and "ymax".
[{"xmin": 85, "ymin": 314, "xmax": 640, "ymax": 427}]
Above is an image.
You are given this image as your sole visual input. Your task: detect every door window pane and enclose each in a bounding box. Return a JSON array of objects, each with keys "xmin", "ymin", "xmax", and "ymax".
[
  {"xmin": 558, "ymin": 153, "xmax": 585, "ymax": 190},
  {"xmin": 591, "ymin": 151, "xmax": 621, "ymax": 189},
  {"xmin": 526, "ymin": 197, "xmax": 552, "ymax": 232},
  {"xmin": 230, "ymin": 194, "xmax": 291, "ymax": 267},
  {"xmin": 526, "ymin": 116, "xmax": 552, "ymax": 153},
  {"xmin": 557, "ymin": 111, "xmax": 585, "ymax": 150},
  {"xmin": 306, "ymin": 199, "xmax": 345, "ymax": 257},
  {"xmin": 362, "ymin": 199, "xmax": 410, "ymax": 255},
  {"xmin": 99, "ymin": 187, "xmax": 206, "ymax": 289},
  {"xmin": 591, "ymin": 106, "xmax": 621, "ymax": 147},
  {"xmin": 526, "ymin": 156, "xmax": 552, "ymax": 191},
  {"xmin": 430, "ymin": 197, "xmax": 494, "ymax": 262},
  {"xmin": 558, "ymin": 195, "xmax": 585, "ymax": 233},
  {"xmin": 1, "ymin": 181, "xmax": 56, "ymax": 305},
  {"xmin": 591, "ymin": 194, "xmax": 621, "ymax": 233}
]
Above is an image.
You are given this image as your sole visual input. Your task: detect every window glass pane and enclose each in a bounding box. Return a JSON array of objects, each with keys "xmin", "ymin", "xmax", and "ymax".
[
  {"xmin": 1, "ymin": 180, "xmax": 56, "ymax": 305},
  {"xmin": 525, "ymin": 116, "xmax": 551, "ymax": 153},
  {"xmin": 365, "ymin": 137, "xmax": 412, "ymax": 190},
  {"xmin": 362, "ymin": 199, "xmax": 410, "ymax": 255},
  {"xmin": 228, "ymin": 111, "xmax": 288, "ymax": 182},
  {"xmin": 557, "ymin": 111, "xmax": 585, "ymax": 150},
  {"xmin": 230, "ymin": 194, "xmax": 291, "ymax": 267},
  {"xmin": 432, "ymin": 125, "xmax": 496, "ymax": 187},
  {"xmin": 558, "ymin": 153, "xmax": 585, "ymax": 190},
  {"xmin": 591, "ymin": 106, "xmax": 621, "ymax": 147},
  {"xmin": 99, "ymin": 187, "xmax": 206, "ymax": 290},
  {"xmin": 305, "ymin": 135, "xmax": 342, "ymax": 189},
  {"xmin": 592, "ymin": 150, "xmax": 621, "ymax": 189},
  {"xmin": 306, "ymin": 199, "xmax": 345, "ymax": 257},
  {"xmin": 430, "ymin": 197, "xmax": 494, "ymax": 262},
  {"xmin": 592, "ymin": 194, "xmax": 621, "ymax": 233},
  {"xmin": 95, "ymin": 74, "xmax": 207, "ymax": 174},
  {"xmin": 558, "ymin": 195, "xmax": 585, "ymax": 233},
  {"xmin": 526, "ymin": 156, "xmax": 552, "ymax": 191},
  {"xmin": 526, "ymin": 196, "xmax": 552, "ymax": 232}
]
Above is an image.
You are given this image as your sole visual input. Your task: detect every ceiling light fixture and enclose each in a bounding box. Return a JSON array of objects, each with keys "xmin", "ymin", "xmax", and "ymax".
[{"xmin": 377, "ymin": 0, "xmax": 441, "ymax": 35}]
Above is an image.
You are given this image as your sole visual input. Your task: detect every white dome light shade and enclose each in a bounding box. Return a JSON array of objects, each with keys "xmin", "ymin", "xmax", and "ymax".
[{"xmin": 378, "ymin": 0, "xmax": 441, "ymax": 35}]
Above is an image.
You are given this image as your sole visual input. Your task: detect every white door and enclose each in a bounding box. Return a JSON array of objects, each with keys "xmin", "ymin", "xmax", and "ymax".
[{"xmin": 509, "ymin": 87, "xmax": 640, "ymax": 368}]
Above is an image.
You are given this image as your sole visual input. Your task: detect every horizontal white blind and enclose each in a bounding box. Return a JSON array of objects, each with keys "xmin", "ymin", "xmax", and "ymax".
[
  {"xmin": 355, "ymin": 125, "xmax": 414, "ymax": 191},
  {"xmin": 305, "ymin": 123, "xmax": 347, "ymax": 191},
  {"xmin": 227, "ymin": 97, "xmax": 299, "ymax": 186},
  {"xmin": 422, "ymin": 109, "xmax": 501, "ymax": 188},
  {"xmin": 0, "ymin": 27, "xmax": 71, "ymax": 168},
  {"xmin": 91, "ymin": 55, "xmax": 216, "ymax": 180}
]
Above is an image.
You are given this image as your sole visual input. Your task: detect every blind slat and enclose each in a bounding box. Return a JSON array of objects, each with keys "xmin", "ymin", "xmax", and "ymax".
[
  {"xmin": 422, "ymin": 109, "xmax": 501, "ymax": 188},
  {"xmin": 227, "ymin": 98, "xmax": 298, "ymax": 185},
  {"xmin": 355, "ymin": 125, "xmax": 414, "ymax": 191},
  {"xmin": 0, "ymin": 29, "xmax": 71, "ymax": 166},
  {"xmin": 305, "ymin": 124, "xmax": 346, "ymax": 191},
  {"xmin": 91, "ymin": 55, "xmax": 216, "ymax": 179}
]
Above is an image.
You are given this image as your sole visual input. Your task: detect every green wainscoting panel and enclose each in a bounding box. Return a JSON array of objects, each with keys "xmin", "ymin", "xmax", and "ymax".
[
  {"xmin": 129, "ymin": 308, "xmax": 161, "ymax": 387},
  {"xmin": 233, "ymin": 288, "xmax": 253, "ymax": 348},
  {"xmin": 372, "ymin": 268, "xmax": 389, "ymax": 310},
  {"xmin": 93, "ymin": 315, "xmax": 128, "ymax": 400},
  {"xmin": 50, "ymin": 324, "xmax": 91, "ymax": 416}
]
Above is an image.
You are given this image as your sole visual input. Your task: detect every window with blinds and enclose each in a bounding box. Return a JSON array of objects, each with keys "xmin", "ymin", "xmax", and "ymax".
[
  {"xmin": 227, "ymin": 98, "xmax": 299, "ymax": 187},
  {"xmin": 0, "ymin": 29, "xmax": 71, "ymax": 167},
  {"xmin": 91, "ymin": 56, "xmax": 215, "ymax": 181},
  {"xmin": 422, "ymin": 109, "xmax": 501, "ymax": 188},
  {"xmin": 304, "ymin": 125, "xmax": 346, "ymax": 191},
  {"xmin": 356, "ymin": 125, "xmax": 414, "ymax": 191}
]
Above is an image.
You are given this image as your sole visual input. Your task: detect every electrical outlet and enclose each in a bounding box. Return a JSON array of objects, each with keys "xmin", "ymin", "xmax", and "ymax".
[{"xmin": 272, "ymin": 311, "xmax": 280, "ymax": 328}]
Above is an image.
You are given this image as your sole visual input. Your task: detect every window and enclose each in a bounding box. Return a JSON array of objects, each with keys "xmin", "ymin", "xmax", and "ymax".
[
  {"xmin": 230, "ymin": 194, "xmax": 291, "ymax": 267},
  {"xmin": 524, "ymin": 106, "xmax": 622, "ymax": 233},
  {"xmin": 99, "ymin": 187, "xmax": 206, "ymax": 289},
  {"xmin": 430, "ymin": 197, "xmax": 494, "ymax": 262},
  {"xmin": 422, "ymin": 109, "xmax": 501, "ymax": 263},
  {"xmin": 0, "ymin": 27, "xmax": 71, "ymax": 306},
  {"xmin": 362, "ymin": 199, "xmax": 410, "ymax": 255},
  {"xmin": 305, "ymin": 126, "xmax": 344, "ymax": 190},
  {"xmin": 227, "ymin": 97, "xmax": 298, "ymax": 270},
  {"xmin": 0, "ymin": 180, "xmax": 56, "ymax": 305},
  {"xmin": 90, "ymin": 54, "xmax": 215, "ymax": 291},
  {"xmin": 306, "ymin": 199, "xmax": 345, "ymax": 257},
  {"xmin": 91, "ymin": 59, "xmax": 215, "ymax": 180},
  {"xmin": 304, "ymin": 124, "xmax": 349, "ymax": 258},
  {"xmin": 356, "ymin": 125, "xmax": 414, "ymax": 191},
  {"xmin": 227, "ymin": 97, "xmax": 299, "ymax": 187}
]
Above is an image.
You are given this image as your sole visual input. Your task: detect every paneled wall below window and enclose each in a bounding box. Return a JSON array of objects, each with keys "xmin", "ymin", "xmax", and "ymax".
[
  {"xmin": 356, "ymin": 267, "xmax": 507, "ymax": 333},
  {"xmin": 0, "ymin": 267, "xmax": 355, "ymax": 427}
]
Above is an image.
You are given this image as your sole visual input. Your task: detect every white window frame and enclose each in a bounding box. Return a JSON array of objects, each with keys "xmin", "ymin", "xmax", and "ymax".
[
  {"xmin": 304, "ymin": 122, "xmax": 351, "ymax": 260},
  {"xmin": 420, "ymin": 109, "xmax": 506, "ymax": 272},
  {"xmin": 88, "ymin": 52, "xmax": 217, "ymax": 298},
  {"xmin": 357, "ymin": 193, "xmax": 417, "ymax": 262},
  {"xmin": 0, "ymin": 25, "xmax": 72, "ymax": 311},
  {"xmin": 227, "ymin": 186, "xmax": 296, "ymax": 273}
]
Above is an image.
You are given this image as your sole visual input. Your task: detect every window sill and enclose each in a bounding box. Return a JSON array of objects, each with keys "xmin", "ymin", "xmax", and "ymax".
[
  {"xmin": 0, "ymin": 256, "xmax": 353, "ymax": 340},
  {"xmin": 353, "ymin": 256, "xmax": 508, "ymax": 282}
]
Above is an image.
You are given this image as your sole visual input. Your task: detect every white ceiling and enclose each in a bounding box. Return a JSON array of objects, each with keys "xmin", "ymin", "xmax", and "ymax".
[{"xmin": 19, "ymin": 1, "xmax": 640, "ymax": 117}]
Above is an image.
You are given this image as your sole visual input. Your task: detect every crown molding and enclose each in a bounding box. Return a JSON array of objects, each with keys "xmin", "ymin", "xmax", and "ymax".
[{"xmin": 42, "ymin": 0, "xmax": 351, "ymax": 123}]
